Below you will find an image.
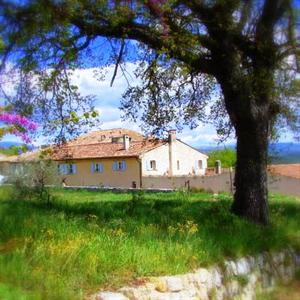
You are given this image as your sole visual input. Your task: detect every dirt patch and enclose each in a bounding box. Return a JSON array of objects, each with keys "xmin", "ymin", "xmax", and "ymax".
[
  {"xmin": 268, "ymin": 164, "xmax": 300, "ymax": 179},
  {"xmin": 266, "ymin": 280, "xmax": 300, "ymax": 300}
]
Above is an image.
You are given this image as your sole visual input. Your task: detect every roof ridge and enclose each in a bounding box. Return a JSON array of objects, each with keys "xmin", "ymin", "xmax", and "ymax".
[{"xmin": 63, "ymin": 140, "xmax": 158, "ymax": 148}]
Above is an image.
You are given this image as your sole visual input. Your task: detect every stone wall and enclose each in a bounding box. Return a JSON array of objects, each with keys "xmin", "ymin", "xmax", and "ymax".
[
  {"xmin": 142, "ymin": 172, "xmax": 300, "ymax": 197},
  {"xmin": 268, "ymin": 174, "xmax": 300, "ymax": 197},
  {"xmin": 142, "ymin": 172, "xmax": 234, "ymax": 194},
  {"xmin": 92, "ymin": 248, "xmax": 300, "ymax": 300}
]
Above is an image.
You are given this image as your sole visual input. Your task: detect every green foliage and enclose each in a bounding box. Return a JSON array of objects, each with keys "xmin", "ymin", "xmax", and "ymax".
[
  {"xmin": 8, "ymin": 160, "xmax": 59, "ymax": 204},
  {"xmin": 0, "ymin": 187, "xmax": 299, "ymax": 299},
  {"xmin": 0, "ymin": 145, "xmax": 28, "ymax": 156},
  {"xmin": 207, "ymin": 149, "xmax": 236, "ymax": 168},
  {"xmin": 234, "ymin": 274, "xmax": 249, "ymax": 287}
]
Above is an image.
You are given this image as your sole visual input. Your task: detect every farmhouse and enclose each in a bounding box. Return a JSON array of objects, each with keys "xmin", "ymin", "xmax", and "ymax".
[{"xmin": 0, "ymin": 128, "xmax": 208, "ymax": 188}]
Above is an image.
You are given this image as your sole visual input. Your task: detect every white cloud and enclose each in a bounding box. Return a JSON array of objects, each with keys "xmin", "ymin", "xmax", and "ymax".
[
  {"xmin": 70, "ymin": 64, "xmax": 227, "ymax": 147},
  {"xmin": 2, "ymin": 63, "xmax": 297, "ymax": 147},
  {"xmin": 0, "ymin": 63, "xmax": 230, "ymax": 147}
]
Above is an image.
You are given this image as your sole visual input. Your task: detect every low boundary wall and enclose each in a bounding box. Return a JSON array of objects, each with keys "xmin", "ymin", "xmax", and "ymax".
[
  {"xmin": 142, "ymin": 172, "xmax": 234, "ymax": 193},
  {"xmin": 142, "ymin": 172, "xmax": 300, "ymax": 197},
  {"xmin": 92, "ymin": 248, "xmax": 300, "ymax": 300}
]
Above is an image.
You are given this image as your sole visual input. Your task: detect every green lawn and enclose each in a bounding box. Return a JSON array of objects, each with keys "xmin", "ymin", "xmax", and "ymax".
[{"xmin": 0, "ymin": 187, "xmax": 299, "ymax": 299}]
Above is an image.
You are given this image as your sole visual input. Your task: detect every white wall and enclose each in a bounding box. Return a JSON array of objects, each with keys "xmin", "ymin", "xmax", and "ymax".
[
  {"xmin": 141, "ymin": 144, "xmax": 170, "ymax": 176},
  {"xmin": 171, "ymin": 140, "xmax": 208, "ymax": 176},
  {"xmin": 141, "ymin": 140, "xmax": 208, "ymax": 176}
]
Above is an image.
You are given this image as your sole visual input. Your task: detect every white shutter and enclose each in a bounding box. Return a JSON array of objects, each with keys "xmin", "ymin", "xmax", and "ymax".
[{"xmin": 194, "ymin": 160, "xmax": 198, "ymax": 172}]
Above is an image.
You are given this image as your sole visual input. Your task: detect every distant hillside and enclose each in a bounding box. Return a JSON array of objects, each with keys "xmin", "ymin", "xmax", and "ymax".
[
  {"xmin": 269, "ymin": 143, "xmax": 300, "ymax": 164},
  {"xmin": 200, "ymin": 142, "xmax": 300, "ymax": 164},
  {"xmin": 0, "ymin": 141, "xmax": 35, "ymax": 156},
  {"xmin": 0, "ymin": 141, "xmax": 23, "ymax": 148}
]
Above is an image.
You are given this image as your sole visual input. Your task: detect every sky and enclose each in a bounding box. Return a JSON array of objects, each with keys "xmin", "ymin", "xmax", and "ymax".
[
  {"xmin": 1, "ymin": 1, "xmax": 299, "ymax": 148},
  {"xmin": 1, "ymin": 63, "xmax": 296, "ymax": 148}
]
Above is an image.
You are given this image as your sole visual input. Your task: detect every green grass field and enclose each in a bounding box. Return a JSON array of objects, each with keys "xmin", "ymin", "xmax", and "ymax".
[{"xmin": 0, "ymin": 187, "xmax": 299, "ymax": 299}]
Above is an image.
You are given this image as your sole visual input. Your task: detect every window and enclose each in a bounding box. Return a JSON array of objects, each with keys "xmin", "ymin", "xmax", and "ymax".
[
  {"xmin": 150, "ymin": 160, "xmax": 156, "ymax": 170},
  {"xmin": 91, "ymin": 163, "xmax": 104, "ymax": 173},
  {"xmin": 198, "ymin": 160, "xmax": 203, "ymax": 169},
  {"xmin": 112, "ymin": 160, "xmax": 126, "ymax": 171},
  {"xmin": 69, "ymin": 164, "xmax": 77, "ymax": 174},
  {"xmin": 58, "ymin": 164, "xmax": 77, "ymax": 175},
  {"xmin": 177, "ymin": 160, "xmax": 180, "ymax": 170},
  {"xmin": 146, "ymin": 160, "xmax": 157, "ymax": 171}
]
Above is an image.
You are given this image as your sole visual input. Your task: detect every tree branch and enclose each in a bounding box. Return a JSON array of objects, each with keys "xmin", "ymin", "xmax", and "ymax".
[{"xmin": 110, "ymin": 39, "xmax": 125, "ymax": 87}]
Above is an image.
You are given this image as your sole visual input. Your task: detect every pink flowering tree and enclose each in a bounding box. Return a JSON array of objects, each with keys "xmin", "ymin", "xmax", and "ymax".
[{"xmin": 0, "ymin": 107, "xmax": 38, "ymax": 144}]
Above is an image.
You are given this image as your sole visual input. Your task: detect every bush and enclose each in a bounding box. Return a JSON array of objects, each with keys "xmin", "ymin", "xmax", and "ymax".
[
  {"xmin": 207, "ymin": 148, "xmax": 236, "ymax": 168},
  {"xmin": 9, "ymin": 159, "xmax": 59, "ymax": 203}
]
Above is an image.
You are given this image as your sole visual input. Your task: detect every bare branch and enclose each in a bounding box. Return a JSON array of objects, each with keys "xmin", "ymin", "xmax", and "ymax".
[{"xmin": 110, "ymin": 39, "xmax": 125, "ymax": 87}]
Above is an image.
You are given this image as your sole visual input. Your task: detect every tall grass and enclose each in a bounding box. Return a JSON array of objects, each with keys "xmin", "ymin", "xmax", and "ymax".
[{"xmin": 0, "ymin": 187, "xmax": 299, "ymax": 299}]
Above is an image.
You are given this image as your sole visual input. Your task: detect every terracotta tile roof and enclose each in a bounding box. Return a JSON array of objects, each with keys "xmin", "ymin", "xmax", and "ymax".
[
  {"xmin": 52, "ymin": 139, "xmax": 166, "ymax": 160},
  {"xmin": 0, "ymin": 149, "xmax": 42, "ymax": 162},
  {"xmin": 0, "ymin": 129, "xmax": 165, "ymax": 162},
  {"xmin": 268, "ymin": 164, "xmax": 300, "ymax": 179},
  {"xmin": 68, "ymin": 128, "xmax": 144, "ymax": 146}
]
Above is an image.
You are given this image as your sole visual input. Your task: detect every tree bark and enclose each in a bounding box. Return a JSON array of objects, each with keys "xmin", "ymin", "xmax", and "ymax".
[
  {"xmin": 217, "ymin": 53, "xmax": 272, "ymax": 225},
  {"xmin": 231, "ymin": 119, "xmax": 269, "ymax": 225}
]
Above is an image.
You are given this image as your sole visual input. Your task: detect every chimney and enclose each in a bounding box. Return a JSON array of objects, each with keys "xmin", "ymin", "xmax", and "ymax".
[
  {"xmin": 123, "ymin": 134, "xmax": 130, "ymax": 150},
  {"xmin": 168, "ymin": 129, "xmax": 176, "ymax": 143},
  {"xmin": 168, "ymin": 130, "xmax": 176, "ymax": 176}
]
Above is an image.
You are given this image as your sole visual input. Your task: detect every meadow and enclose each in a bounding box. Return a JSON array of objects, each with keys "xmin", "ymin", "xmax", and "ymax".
[{"xmin": 0, "ymin": 187, "xmax": 299, "ymax": 299}]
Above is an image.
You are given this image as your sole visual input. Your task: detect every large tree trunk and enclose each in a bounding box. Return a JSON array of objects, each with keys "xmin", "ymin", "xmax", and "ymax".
[
  {"xmin": 231, "ymin": 118, "xmax": 269, "ymax": 225},
  {"xmin": 213, "ymin": 46, "xmax": 274, "ymax": 225}
]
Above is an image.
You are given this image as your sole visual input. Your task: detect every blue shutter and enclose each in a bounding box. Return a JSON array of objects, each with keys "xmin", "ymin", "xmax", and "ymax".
[
  {"xmin": 122, "ymin": 160, "xmax": 127, "ymax": 171},
  {"xmin": 63, "ymin": 164, "xmax": 68, "ymax": 175},
  {"xmin": 112, "ymin": 162, "xmax": 117, "ymax": 171},
  {"xmin": 72, "ymin": 164, "xmax": 77, "ymax": 174},
  {"xmin": 91, "ymin": 163, "xmax": 94, "ymax": 173},
  {"xmin": 58, "ymin": 164, "xmax": 63, "ymax": 174},
  {"xmin": 100, "ymin": 163, "xmax": 104, "ymax": 173}
]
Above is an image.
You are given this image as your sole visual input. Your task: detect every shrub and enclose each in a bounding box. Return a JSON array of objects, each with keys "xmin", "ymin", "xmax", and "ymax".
[
  {"xmin": 9, "ymin": 159, "xmax": 59, "ymax": 204},
  {"xmin": 207, "ymin": 148, "xmax": 236, "ymax": 168}
]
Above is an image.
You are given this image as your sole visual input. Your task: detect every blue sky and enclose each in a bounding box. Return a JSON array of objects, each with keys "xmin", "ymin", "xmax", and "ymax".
[
  {"xmin": 1, "ymin": 63, "xmax": 296, "ymax": 148},
  {"xmin": 1, "ymin": 1, "xmax": 299, "ymax": 148}
]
